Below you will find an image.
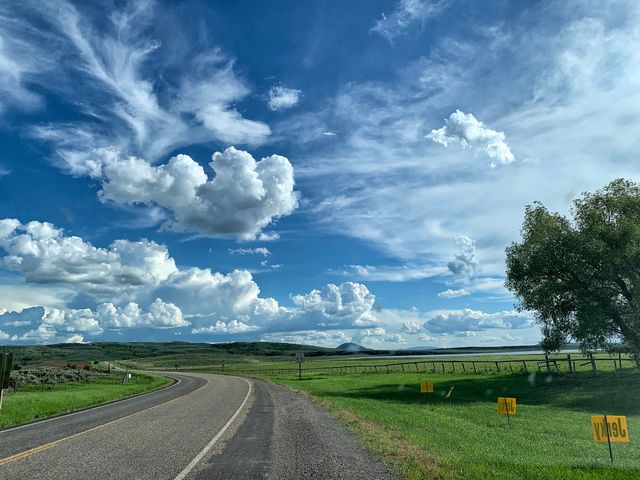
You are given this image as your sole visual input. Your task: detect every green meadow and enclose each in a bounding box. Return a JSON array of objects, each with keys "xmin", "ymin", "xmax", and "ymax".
[{"xmin": 266, "ymin": 369, "xmax": 640, "ymax": 480}]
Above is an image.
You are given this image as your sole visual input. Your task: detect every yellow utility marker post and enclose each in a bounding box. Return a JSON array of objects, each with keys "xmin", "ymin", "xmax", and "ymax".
[
  {"xmin": 420, "ymin": 380, "xmax": 433, "ymax": 393},
  {"xmin": 497, "ymin": 397, "xmax": 516, "ymax": 426},
  {"xmin": 591, "ymin": 415, "xmax": 629, "ymax": 464},
  {"xmin": 420, "ymin": 380, "xmax": 433, "ymax": 403}
]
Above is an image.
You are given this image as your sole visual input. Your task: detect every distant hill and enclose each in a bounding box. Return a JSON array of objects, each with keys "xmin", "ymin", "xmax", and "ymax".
[
  {"xmin": 336, "ymin": 342, "xmax": 369, "ymax": 352},
  {"xmin": 0, "ymin": 341, "xmax": 338, "ymax": 367}
]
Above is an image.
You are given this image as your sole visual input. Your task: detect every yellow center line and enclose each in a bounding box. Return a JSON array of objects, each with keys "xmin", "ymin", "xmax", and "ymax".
[{"xmin": 0, "ymin": 376, "xmax": 209, "ymax": 467}]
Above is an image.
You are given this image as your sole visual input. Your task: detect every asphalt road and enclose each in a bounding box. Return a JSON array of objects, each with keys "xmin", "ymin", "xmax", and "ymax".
[{"xmin": 0, "ymin": 373, "xmax": 398, "ymax": 480}]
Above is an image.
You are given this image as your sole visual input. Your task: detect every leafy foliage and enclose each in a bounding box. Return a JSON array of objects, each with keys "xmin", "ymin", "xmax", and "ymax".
[{"xmin": 506, "ymin": 179, "xmax": 640, "ymax": 353}]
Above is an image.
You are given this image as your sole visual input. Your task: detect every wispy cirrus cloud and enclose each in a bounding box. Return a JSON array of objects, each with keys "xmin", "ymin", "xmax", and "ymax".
[
  {"xmin": 282, "ymin": 1, "xmax": 640, "ymax": 301},
  {"xmin": 11, "ymin": 0, "xmax": 270, "ymax": 160},
  {"xmin": 341, "ymin": 263, "xmax": 445, "ymax": 282},
  {"xmin": 229, "ymin": 247, "xmax": 271, "ymax": 257},
  {"xmin": 371, "ymin": 0, "xmax": 449, "ymax": 42}
]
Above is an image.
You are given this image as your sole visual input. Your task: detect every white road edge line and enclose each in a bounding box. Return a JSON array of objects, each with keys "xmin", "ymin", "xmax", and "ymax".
[
  {"xmin": 173, "ymin": 377, "xmax": 253, "ymax": 480},
  {"xmin": 0, "ymin": 374, "xmax": 183, "ymax": 434}
]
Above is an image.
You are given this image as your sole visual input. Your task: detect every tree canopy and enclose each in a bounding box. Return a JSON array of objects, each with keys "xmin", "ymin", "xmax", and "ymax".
[{"xmin": 506, "ymin": 179, "xmax": 640, "ymax": 354}]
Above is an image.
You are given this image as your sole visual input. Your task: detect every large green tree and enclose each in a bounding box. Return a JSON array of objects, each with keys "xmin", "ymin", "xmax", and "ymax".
[{"xmin": 506, "ymin": 179, "xmax": 640, "ymax": 354}]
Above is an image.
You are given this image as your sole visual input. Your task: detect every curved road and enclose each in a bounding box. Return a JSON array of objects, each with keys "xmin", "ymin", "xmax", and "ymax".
[{"xmin": 0, "ymin": 373, "xmax": 397, "ymax": 480}]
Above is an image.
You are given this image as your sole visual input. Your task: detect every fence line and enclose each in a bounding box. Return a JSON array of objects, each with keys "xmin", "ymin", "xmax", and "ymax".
[{"xmin": 216, "ymin": 354, "xmax": 638, "ymax": 377}]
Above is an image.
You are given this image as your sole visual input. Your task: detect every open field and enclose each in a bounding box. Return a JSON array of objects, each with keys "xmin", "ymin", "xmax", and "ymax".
[
  {"xmin": 265, "ymin": 370, "xmax": 640, "ymax": 479},
  {"xmin": 0, "ymin": 372, "xmax": 171, "ymax": 429},
  {"xmin": 150, "ymin": 351, "xmax": 635, "ymax": 376}
]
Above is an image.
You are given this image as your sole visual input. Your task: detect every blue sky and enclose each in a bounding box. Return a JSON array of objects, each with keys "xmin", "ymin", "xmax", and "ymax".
[{"xmin": 0, "ymin": 0, "xmax": 637, "ymax": 348}]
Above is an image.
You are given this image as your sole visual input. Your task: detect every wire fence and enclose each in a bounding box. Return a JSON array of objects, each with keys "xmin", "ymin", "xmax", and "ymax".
[
  {"xmin": 214, "ymin": 354, "xmax": 638, "ymax": 377},
  {"xmin": 3, "ymin": 371, "xmax": 133, "ymax": 395}
]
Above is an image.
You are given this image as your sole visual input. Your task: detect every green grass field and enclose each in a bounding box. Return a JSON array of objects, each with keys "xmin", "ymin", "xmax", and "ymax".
[
  {"xmin": 0, "ymin": 372, "xmax": 171, "ymax": 429},
  {"xmin": 156, "ymin": 352, "xmax": 633, "ymax": 377},
  {"xmin": 265, "ymin": 369, "xmax": 640, "ymax": 480}
]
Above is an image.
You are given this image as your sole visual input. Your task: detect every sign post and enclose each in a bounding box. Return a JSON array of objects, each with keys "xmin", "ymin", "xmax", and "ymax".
[
  {"xmin": 591, "ymin": 415, "xmax": 629, "ymax": 464},
  {"xmin": 0, "ymin": 353, "xmax": 14, "ymax": 410},
  {"xmin": 295, "ymin": 352, "xmax": 305, "ymax": 380},
  {"xmin": 497, "ymin": 397, "xmax": 516, "ymax": 425},
  {"xmin": 420, "ymin": 380, "xmax": 433, "ymax": 402}
]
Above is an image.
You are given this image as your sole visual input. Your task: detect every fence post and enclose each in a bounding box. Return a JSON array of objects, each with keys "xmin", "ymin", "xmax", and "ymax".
[
  {"xmin": 545, "ymin": 354, "xmax": 550, "ymax": 372},
  {"xmin": 521, "ymin": 360, "xmax": 528, "ymax": 373},
  {"xmin": 590, "ymin": 354, "xmax": 597, "ymax": 374},
  {"xmin": 495, "ymin": 361, "xmax": 500, "ymax": 373},
  {"xmin": 452, "ymin": 362, "xmax": 456, "ymax": 373},
  {"xmin": 472, "ymin": 361, "xmax": 477, "ymax": 374},
  {"xmin": 618, "ymin": 352, "xmax": 622, "ymax": 371},
  {"xmin": 567, "ymin": 354, "xmax": 572, "ymax": 373},
  {"xmin": 461, "ymin": 362, "xmax": 466, "ymax": 373}
]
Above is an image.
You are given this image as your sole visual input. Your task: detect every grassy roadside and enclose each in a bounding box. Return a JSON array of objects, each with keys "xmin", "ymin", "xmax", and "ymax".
[
  {"xmin": 267, "ymin": 370, "xmax": 640, "ymax": 479},
  {"xmin": 0, "ymin": 372, "xmax": 171, "ymax": 429}
]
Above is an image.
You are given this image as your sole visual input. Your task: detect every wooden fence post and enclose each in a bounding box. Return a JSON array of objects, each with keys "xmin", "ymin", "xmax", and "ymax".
[
  {"xmin": 545, "ymin": 354, "xmax": 550, "ymax": 372},
  {"xmin": 472, "ymin": 361, "xmax": 477, "ymax": 374},
  {"xmin": 521, "ymin": 360, "xmax": 528, "ymax": 373},
  {"xmin": 618, "ymin": 352, "xmax": 622, "ymax": 371}
]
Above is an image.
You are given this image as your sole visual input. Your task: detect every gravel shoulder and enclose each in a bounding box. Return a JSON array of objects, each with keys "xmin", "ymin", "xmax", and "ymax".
[{"xmin": 191, "ymin": 379, "xmax": 399, "ymax": 480}]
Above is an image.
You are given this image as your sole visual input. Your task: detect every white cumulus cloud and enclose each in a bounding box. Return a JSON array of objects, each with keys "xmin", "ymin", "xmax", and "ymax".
[
  {"xmin": 427, "ymin": 110, "xmax": 515, "ymax": 167},
  {"xmin": 97, "ymin": 299, "xmax": 188, "ymax": 329},
  {"xmin": 0, "ymin": 219, "xmax": 177, "ymax": 294},
  {"xmin": 424, "ymin": 309, "xmax": 533, "ymax": 334},
  {"xmin": 192, "ymin": 320, "xmax": 259, "ymax": 334},
  {"xmin": 437, "ymin": 288, "xmax": 470, "ymax": 298},
  {"xmin": 96, "ymin": 147, "xmax": 298, "ymax": 240},
  {"xmin": 267, "ymin": 85, "xmax": 302, "ymax": 111},
  {"xmin": 447, "ymin": 236, "xmax": 477, "ymax": 278},
  {"xmin": 401, "ymin": 320, "xmax": 422, "ymax": 334},
  {"xmin": 291, "ymin": 282, "xmax": 378, "ymax": 328}
]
